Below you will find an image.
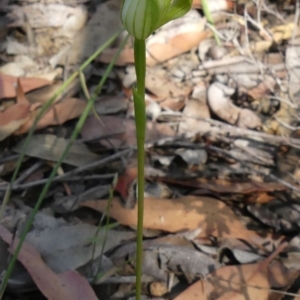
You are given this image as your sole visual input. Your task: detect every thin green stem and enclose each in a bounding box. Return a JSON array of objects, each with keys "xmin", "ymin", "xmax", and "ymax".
[
  {"xmin": 134, "ymin": 39, "xmax": 146, "ymax": 95},
  {"xmin": 133, "ymin": 38, "xmax": 146, "ymax": 300},
  {"xmin": 0, "ymin": 32, "xmax": 128, "ymax": 299}
]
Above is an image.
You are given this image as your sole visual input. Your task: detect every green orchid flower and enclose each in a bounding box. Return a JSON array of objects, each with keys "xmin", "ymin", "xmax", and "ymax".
[{"xmin": 121, "ymin": 0, "xmax": 192, "ymax": 40}]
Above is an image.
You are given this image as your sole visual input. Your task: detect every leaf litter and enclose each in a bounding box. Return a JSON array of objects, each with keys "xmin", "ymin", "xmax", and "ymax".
[{"xmin": 1, "ymin": 0, "xmax": 300, "ymax": 299}]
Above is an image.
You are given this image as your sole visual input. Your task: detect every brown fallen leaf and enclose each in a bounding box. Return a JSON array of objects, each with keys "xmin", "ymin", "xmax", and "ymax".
[
  {"xmin": 98, "ymin": 47, "xmax": 135, "ymax": 66},
  {"xmin": 99, "ymin": 24, "xmax": 211, "ymax": 66},
  {"xmin": 175, "ymin": 243, "xmax": 297, "ymax": 300},
  {"xmin": 0, "ymin": 79, "xmax": 37, "ymax": 141},
  {"xmin": 0, "ymin": 225, "xmax": 98, "ymax": 300},
  {"xmin": 174, "ymin": 263, "xmax": 270, "ymax": 300},
  {"xmin": 146, "ymin": 30, "xmax": 210, "ymax": 66},
  {"xmin": 16, "ymin": 97, "xmax": 86, "ymax": 135},
  {"xmin": 267, "ymin": 259, "xmax": 300, "ymax": 289},
  {"xmin": 0, "ymin": 74, "xmax": 52, "ymax": 99},
  {"xmin": 82, "ymin": 196, "xmax": 279, "ymax": 245}
]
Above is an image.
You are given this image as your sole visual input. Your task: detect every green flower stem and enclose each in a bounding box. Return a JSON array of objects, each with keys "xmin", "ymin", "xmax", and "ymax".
[
  {"xmin": 133, "ymin": 38, "xmax": 146, "ymax": 300},
  {"xmin": 121, "ymin": 0, "xmax": 192, "ymax": 298}
]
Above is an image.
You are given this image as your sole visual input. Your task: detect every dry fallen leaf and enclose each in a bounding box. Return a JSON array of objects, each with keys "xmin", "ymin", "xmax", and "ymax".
[
  {"xmin": 146, "ymin": 30, "xmax": 209, "ymax": 66},
  {"xmin": 0, "ymin": 74, "xmax": 52, "ymax": 99},
  {"xmin": 0, "ymin": 79, "xmax": 37, "ymax": 141},
  {"xmin": 16, "ymin": 97, "xmax": 86, "ymax": 135},
  {"xmin": 207, "ymin": 82, "xmax": 240, "ymax": 125},
  {"xmin": 13, "ymin": 134, "xmax": 100, "ymax": 167},
  {"xmin": 82, "ymin": 196, "xmax": 279, "ymax": 245},
  {"xmin": 0, "ymin": 225, "xmax": 98, "ymax": 300},
  {"xmin": 267, "ymin": 259, "xmax": 300, "ymax": 289},
  {"xmin": 175, "ymin": 244, "xmax": 298, "ymax": 300},
  {"xmin": 174, "ymin": 263, "xmax": 270, "ymax": 300}
]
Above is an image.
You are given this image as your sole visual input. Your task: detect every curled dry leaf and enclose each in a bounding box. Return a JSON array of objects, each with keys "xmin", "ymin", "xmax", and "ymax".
[
  {"xmin": 145, "ymin": 11, "xmax": 208, "ymax": 66},
  {"xmin": 82, "ymin": 196, "xmax": 279, "ymax": 245},
  {"xmin": 208, "ymin": 82, "xmax": 262, "ymax": 129},
  {"xmin": 207, "ymin": 82, "xmax": 240, "ymax": 124}
]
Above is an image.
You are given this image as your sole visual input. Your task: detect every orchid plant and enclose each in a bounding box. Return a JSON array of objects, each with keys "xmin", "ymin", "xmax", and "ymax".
[
  {"xmin": 121, "ymin": 0, "xmax": 192, "ymax": 298},
  {"xmin": 0, "ymin": 0, "xmax": 215, "ymax": 298}
]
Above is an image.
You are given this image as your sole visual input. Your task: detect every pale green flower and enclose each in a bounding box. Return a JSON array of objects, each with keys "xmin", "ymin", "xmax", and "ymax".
[{"xmin": 121, "ymin": 0, "xmax": 192, "ymax": 40}]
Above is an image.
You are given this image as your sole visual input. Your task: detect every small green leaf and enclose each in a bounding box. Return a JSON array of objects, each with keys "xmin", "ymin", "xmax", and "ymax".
[
  {"xmin": 121, "ymin": 0, "xmax": 192, "ymax": 40},
  {"xmin": 164, "ymin": 0, "xmax": 192, "ymax": 25}
]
